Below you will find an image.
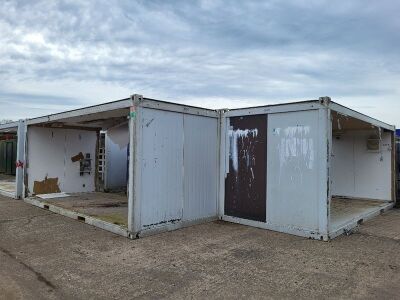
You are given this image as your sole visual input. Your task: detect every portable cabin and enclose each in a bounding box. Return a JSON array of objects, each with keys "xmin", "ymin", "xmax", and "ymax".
[
  {"xmin": 0, "ymin": 120, "xmax": 26, "ymax": 198},
  {"xmin": 219, "ymin": 97, "xmax": 396, "ymax": 240},
  {"xmin": 4, "ymin": 95, "xmax": 395, "ymax": 241},
  {"xmin": 23, "ymin": 96, "xmax": 219, "ymax": 238}
]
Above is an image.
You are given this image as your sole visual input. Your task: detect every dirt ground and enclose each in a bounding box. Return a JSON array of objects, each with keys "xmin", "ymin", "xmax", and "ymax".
[
  {"xmin": 0, "ymin": 173, "xmax": 16, "ymax": 193},
  {"xmin": 1, "ymin": 195, "xmax": 400, "ymax": 300}
]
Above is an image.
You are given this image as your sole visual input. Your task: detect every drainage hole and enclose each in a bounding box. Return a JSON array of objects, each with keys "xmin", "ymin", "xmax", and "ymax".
[
  {"xmin": 357, "ymin": 219, "xmax": 364, "ymax": 225},
  {"xmin": 43, "ymin": 205, "xmax": 49, "ymax": 210},
  {"xmin": 77, "ymin": 216, "xmax": 86, "ymax": 222}
]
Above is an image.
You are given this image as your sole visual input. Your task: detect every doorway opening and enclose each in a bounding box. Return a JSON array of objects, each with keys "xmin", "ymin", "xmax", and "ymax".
[{"xmin": 330, "ymin": 111, "xmax": 394, "ymax": 234}]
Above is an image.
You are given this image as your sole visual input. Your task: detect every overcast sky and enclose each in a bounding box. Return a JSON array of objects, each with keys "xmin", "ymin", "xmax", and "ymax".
[{"xmin": 0, "ymin": 0, "xmax": 399, "ymax": 126}]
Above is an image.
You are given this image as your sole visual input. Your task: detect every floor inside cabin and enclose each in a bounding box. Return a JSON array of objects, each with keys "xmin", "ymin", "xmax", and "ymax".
[
  {"xmin": 330, "ymin": 197, "xmax": 392, "ymax": 231},
  {"xmin": 32, "ymin": 192, "xmax": 128, "ymax": 227},
  {"xmin": 0, "ymin": 174, "xmax": 16, "ymax": 194}
]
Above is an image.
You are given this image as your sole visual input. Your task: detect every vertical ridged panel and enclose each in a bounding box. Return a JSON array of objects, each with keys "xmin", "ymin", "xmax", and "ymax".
[
  {"xmin": 183, "ymin": 115, "xmax": 218, "ymax": 221},
  {"xmin": 140, "ymin": 108, "xmax": 184, "ymax": 227}
]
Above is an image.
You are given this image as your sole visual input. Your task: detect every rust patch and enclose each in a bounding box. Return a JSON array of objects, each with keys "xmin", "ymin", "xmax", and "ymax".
[
  {"xmin": 33, "ymin": 177, "xmax": 61, "ymax": 195},
  {"xmin": 71, "ymin": 152, "xmax": 84, "ymax": 162}
]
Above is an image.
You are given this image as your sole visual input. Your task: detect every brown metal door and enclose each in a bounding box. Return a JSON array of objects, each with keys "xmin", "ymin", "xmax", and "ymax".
[{"xmin": 225, "ymin": 115, "xmax": 267, "ymax": 222}]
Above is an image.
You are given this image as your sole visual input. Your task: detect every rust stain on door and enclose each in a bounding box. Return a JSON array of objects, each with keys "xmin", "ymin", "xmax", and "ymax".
[
  {"xmin": 225, "ymin": 115, "xmax": 267, "ymax": 222},
  {"xmin": 33, "ymin": 177, "xmax": 61, "ymax": 195}
]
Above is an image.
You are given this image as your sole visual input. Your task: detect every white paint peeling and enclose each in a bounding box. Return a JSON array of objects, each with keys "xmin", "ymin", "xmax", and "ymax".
[
  {"xmin": 277, "ymin": 125, "xmax": 315, "ymax": 173},
  {"xmin": 229, "ymin": 128, "xmax": 258, "ymax": 172}
]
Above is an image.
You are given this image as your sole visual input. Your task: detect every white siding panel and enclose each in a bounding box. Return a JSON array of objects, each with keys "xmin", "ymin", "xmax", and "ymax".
[
  {"xmin": 140, "ymin": 108, "xmax": 184, "ymax": 227},
  {"xmin": 183, "ymin": 115, "xmax": 218, "ymax": 221},
  {"xmin": 267, "ymin": 110, "xmax": 321, "ymax": 231}
]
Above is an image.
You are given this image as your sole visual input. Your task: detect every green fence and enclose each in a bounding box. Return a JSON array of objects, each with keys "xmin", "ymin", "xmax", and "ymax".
[{"xmin": 0, "ymin": 139, "xmax": 17, "ymax": 175}]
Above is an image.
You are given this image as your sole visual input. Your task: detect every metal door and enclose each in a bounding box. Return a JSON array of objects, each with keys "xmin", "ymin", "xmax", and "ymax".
[{"xmin": 225, "ymin": 115, "xmax": 267, "ymax": 222}]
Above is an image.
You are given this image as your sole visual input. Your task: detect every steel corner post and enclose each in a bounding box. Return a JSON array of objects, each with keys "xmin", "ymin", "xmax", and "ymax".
[
  {"xmin": 128, "ymin": 94, "xmax": 143, "ymax": 236},
  {"xmin": 16, "ymin": 119, "xmax": 26, "ymax": 199}
]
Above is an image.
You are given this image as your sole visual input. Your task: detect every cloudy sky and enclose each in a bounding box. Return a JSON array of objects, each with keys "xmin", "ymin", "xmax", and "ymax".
[{"xmin": 0, "ymin": 0, "xmax": 399, "ymax": 126}]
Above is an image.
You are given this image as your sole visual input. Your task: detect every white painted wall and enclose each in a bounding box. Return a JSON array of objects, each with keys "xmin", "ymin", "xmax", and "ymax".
[
  {"xmin": 267, "ymin": 110, "xmax": 322, "ymax": 231},
  {"xmin": 27, "ymin": 127, "xmax": 97, "ymax": 195},
  {"xmin": 104, "ymin": 133, "xmax": 128, "ymax": 191},
  {"xmin": 139, "ymin": 108, "xmax": 218, "ymax": 229},
  {"xmin": 331, "ymin": 130, "xmax": 392, "ymax": 200}
]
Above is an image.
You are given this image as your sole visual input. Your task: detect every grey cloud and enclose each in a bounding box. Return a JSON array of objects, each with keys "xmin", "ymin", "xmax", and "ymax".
[
  {"xmin": 0, "ymin": 92, "xmax": 81, "ymax": 105},
  {"xmin": 0, "ymin": 0, "xmax": 399, "ymax": 125}
]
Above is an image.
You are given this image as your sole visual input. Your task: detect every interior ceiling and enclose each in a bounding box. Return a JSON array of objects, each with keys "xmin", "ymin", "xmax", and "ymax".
[
  {"xmin": 332, "ymin": 111, "xmax": 377, "ymax": 131},
  {"xmin": 37, "ymin": 108, "xmax": 129, "ymax": 130}
]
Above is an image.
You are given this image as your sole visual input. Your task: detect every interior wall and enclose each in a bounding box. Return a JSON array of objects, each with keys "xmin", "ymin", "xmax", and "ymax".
[
  {"xmin": 139, "ymin": 108, "xmax": 218, "ymax": 228},
  {"xmin": 27, "ymin": 127, "xmax": 97, "ymax": 195},
  {"xmin": 104, "ymin": 131, "xmax": 128, "ymax": 191},
  {"xmin": 331, "ymin": 130, "xmax": 392, "ymax": 200}
]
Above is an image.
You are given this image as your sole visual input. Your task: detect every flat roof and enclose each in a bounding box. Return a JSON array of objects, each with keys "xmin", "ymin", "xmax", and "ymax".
[
  {"xmin": 26, "ymin": 96, "xmax": 219, "ymax": 126},
  {"xmin": 0, "ymin": 121, "xmax": 20, "ymax": 131},
  {"xmin": 3, "ymin": 95, "xmax": 395, "ymax": 132},
  {"xmin": 328, "ymin": 101, "xmax": 394, "ymax": 131},
  {"xmin": 225, "ymin": 98, "xmax": 394, "ymax": 131},
  {"xmin": 27, "ymin": 97, "xmax": 131, "ymax": 126}
]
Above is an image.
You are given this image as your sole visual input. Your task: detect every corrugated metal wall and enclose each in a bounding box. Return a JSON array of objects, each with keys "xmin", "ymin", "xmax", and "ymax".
[
  {"xmin": 397, "ymin": 136, "xmax": 400, "ymax": 202},
  {"xmin": 140, "ymin": 109, "xmax": 184, "ymax": 227},
  {"xmin": 183, "ymin": 114, "xmax": 218, "ymax": 221},
  {"xmin": 0, "ymin": 141, "xmax": 5, "ymax": 173},
  {"xmin": 139, "ymin": 108, "xmax": 218, "ymax": 229},
  {"xmin": 0, "ymin": 139, "xmax": 17, "ymax": 175}
]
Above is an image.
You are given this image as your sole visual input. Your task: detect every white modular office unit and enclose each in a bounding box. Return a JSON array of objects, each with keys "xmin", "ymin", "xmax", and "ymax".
[
  {"xmin": 2, "ymin": 95, "xmax": 395, "ymax": 241},
  {"xmin": 219, "ymin": 98, "xmax": 395, "ymax": 240},
  {"xmin": 128, "ymin": 97, "xmax": 219, "ymax": 237}
]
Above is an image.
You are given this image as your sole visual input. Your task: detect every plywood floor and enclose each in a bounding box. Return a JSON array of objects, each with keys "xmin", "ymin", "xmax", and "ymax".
[
  {"xmin": 35, "ymin": 192, "xmax": 128, "ymax": 227},
  {"xmin": 0, "ymin": 174, "xmax": 16, "ymax": 193},
  {"xmin": 330, "ymin": 197, "xmax": 391, "ymax": 231}
]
